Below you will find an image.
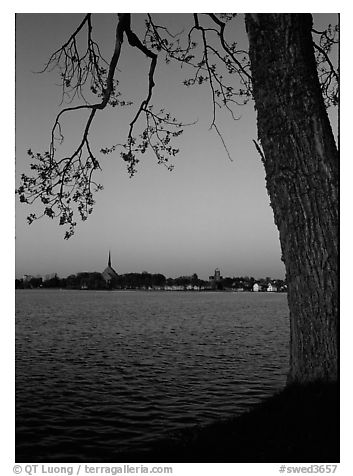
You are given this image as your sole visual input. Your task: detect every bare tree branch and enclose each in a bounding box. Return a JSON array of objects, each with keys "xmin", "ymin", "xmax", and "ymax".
[
  {"xmin": 207, "ymin": 13, "xmax": 252, "ymax": 82},
  {"xmin": 123, "ymin": 16, "xmax": 158, "ymax": 139},
  {"xmin": 311, "ymin": 23, "xmax": 339, "ymax": 107},
  {"xmin": 18, "ymin": 13, "xmax": 130, "ymax": 238}
]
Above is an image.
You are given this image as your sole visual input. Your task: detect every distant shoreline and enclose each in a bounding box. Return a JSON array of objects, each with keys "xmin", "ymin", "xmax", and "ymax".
[{"xmin": 15, "ymin": 287, "xmax": 288, "ymax": 293}]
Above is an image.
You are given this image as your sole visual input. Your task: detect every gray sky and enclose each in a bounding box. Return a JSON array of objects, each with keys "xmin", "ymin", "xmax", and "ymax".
[{"xmin": 15, "ymin": 13, "xmax": 338, "ymax": 280}]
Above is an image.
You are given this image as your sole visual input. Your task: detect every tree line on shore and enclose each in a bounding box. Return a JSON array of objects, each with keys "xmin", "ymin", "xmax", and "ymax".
[{"xmin": 15, "ymin": 271, "xmax": 286, "ymax": 291}]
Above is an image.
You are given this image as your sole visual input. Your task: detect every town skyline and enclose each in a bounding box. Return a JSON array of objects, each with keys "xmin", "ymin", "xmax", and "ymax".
[
  {"xmin": 17, "ymin": 268, "xmax": 286, "ymax": 282},
  {"xmin": 16, "ymin": 258, "xmax": 287, "ymax": 292}
]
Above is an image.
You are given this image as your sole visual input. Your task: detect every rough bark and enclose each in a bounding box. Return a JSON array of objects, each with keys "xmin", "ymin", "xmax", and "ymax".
[{"xmin": 245, "ymin": 14, "xmax": 338, "ymax": 384}]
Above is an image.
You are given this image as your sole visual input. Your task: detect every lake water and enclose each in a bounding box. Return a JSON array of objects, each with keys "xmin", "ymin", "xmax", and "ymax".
[{"xmin": 16, "ymin": 289, "xmax": 289, "ymax": 461}]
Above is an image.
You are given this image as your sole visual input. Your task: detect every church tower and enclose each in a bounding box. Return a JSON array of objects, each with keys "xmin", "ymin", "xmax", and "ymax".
[{"xmin": 102, "ymin": 250, "xmax": 119, "ymax": 286}]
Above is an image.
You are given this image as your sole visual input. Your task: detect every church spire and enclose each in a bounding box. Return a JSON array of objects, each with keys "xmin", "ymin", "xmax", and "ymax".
[{"xmin": 108, "ymin": 250, "xmax": 111, "ymax": 268}]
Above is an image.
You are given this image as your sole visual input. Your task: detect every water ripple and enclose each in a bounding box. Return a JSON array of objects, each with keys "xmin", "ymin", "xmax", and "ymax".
[{"xmin": 16, "ymin": 289, "xmax": 289, "ymax": 461}]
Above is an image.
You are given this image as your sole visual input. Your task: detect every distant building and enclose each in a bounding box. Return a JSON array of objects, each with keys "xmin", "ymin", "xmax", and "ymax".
[
  {"xmin": 209, "ymin": 268, "xmax": 223, "ymax": 289},
  {"xmin": 253, "ymin": 283, "xmax": 261, "ymax": 292},
  {"xmin": 101, "ymin": 251, "xmax": 119, "ymax": 286},
  {"xmin": 267, "ymin": 283, "xmax": 278, "ymax": 292},
  {"xmin": 165, "ymin": 285, "xmax": 185, "ymax": 291}
]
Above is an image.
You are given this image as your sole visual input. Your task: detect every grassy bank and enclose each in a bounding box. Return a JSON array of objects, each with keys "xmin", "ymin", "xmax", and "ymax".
[{"xmin": 124, "ymin": 383, "xmax": 339, "ymax": 463}]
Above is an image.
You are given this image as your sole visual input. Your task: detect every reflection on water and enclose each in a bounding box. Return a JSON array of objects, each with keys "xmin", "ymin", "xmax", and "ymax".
[{"xmin": 16, "ymin": 289, "xmax": 289, "ymax": 461}]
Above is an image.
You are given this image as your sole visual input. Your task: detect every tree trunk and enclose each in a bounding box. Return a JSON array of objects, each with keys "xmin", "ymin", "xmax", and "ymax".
[{"xmin": 245, "ymin": 14, "xmax": 338, "ymax": 384}]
